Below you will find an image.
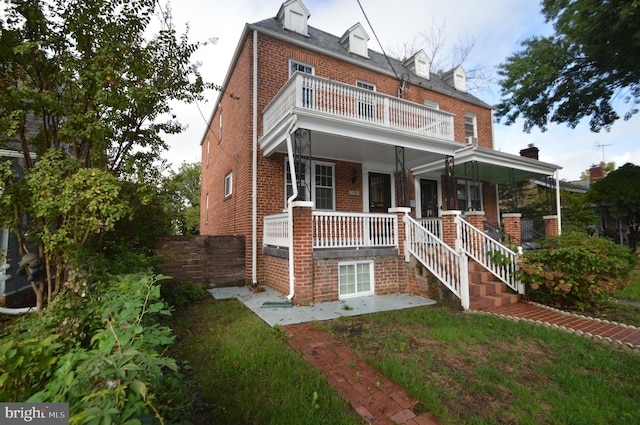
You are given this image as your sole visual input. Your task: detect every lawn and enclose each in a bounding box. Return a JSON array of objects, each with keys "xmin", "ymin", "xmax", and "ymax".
[{"xmin": 172, "ymin": 292, "xmax": 640, "ymax": 425}]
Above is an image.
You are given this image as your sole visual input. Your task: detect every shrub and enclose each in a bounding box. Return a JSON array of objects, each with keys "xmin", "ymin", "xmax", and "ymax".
[
  {"xmin": 518, "ymin": 231, "xmax": 636, "ymax": 310},
  {"xmin": 161, "ymin": 281, "xmax": 208, "ymax": 309},
  {"xmin": 0, "ymin": 273, "xmax": 194, "ymax": 423}
]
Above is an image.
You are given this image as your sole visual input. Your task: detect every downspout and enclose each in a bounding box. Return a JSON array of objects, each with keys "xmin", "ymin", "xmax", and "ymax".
[
  {"xmin": 252, "ymin": 29, "xmax": 258, "ymax": 284},
  {"xmin": 285, "ymin": 117, "xmax": 299, "ymax": 300},
  {"xmin": 555, "ymin": 170, "xmax": 562, "ymax": 235}
]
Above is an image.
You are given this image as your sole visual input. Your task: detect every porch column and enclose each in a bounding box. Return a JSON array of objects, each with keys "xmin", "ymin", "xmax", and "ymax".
[
  {"xmin": 544, "ymin": 215, "xmax": 559, "ymax": 238},
  {"xmin": 292, "ymin": 201, "xmax": 314, "ymax": 305},
  {"xmin": 503, "ymin": 213, "xmax": 522, "ymax": 246},
  {"xmin": 441, "ymin": 210, "xmax": 462, "ymax": 249},
  {"xmin": 389, "ymin": 207, "xmax": 411, "ymax": 258}
]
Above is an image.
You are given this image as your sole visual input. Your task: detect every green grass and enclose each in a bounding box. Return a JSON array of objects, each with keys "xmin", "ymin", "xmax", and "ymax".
[
  {"xmin": 323, "ymin": 306, "xmax": 640, "ymax": 425},
  {"xmin": 170, "ymin": 298, "xmax": 363, "ymax": 425},
  {"xmin": 614, "ymin": 265, "xmax": 640, "ymax": 302}
]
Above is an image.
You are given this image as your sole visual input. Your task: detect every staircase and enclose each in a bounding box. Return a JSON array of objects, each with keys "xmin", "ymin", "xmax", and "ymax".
[{"xmin": 468, "ymin": 261, "xmax": 520, "ymax": 310}]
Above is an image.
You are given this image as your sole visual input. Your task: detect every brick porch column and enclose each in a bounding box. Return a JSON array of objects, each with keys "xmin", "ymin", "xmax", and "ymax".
[
  {"xmin": 544, "ymin": 215, "xmax": 559, "ymax": 237},
  {"xmin": 441, "ymin": 210, "xmax": 462, "ymax": 249},
  {"xmin": 502, "ymin": 213, "xmax": 522, "ymax": 246},
  {"xmin": 389, "ymin": 207, "xmax": 411, "ymax": 259},
  {"xmin": 292, "ymin": 201, "xmax": 314, "ymax": 305}
]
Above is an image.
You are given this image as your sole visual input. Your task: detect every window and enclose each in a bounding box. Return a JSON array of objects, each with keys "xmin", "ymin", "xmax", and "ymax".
[
  {"xmin": 457, "ymin": 180, "xmax": 482, "ymax": 211},
  {"xmin": 315, "ymin": 163, "xmax": 334, "ymax": 210},
  {"xmin": 356, "ymin": 80, "xmax": 376, "ymax": 120},
  {"xmin": 224, "ymin": 172, "xmax": 233, "ymax": 197},
  {"xmin": 464, "ymin": 112, "xmax": 477, "ymax": 140},
  {"xmin": 218, "ymin": 109, "xmax": 223, "ymax": 142},
  {"xmin": 339, "ymin": 261, "xmax": 374, "ymax": 299},
  {"xmin": 424, "ymin": 99, "xmax": 440, "ymax": 110},
  {"xmin": 289, "ymin": 60, "xmax": 314, "ymax": 107},
  {"xmin": 205, "ymin": 193, "xmax": 209, "ymax": 225},
  {"xmin": 285, "ymin": 158, "xmax": 334, "ymax": 210},
  {"xmin": 206, "ymin": 137, "xmax": 210, "ymax": 168}
]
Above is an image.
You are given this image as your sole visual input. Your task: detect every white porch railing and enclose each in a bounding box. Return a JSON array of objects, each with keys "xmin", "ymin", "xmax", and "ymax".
[
  {"xmin": 417, "ymin": 217, "xmax": 442, "ymax": 238},
  {"xmin": 263, "ymin": 73, "xmax": 455, "ymax": 141},
  {"xmin": 404, "ymin": 214, "xmax": 470, "ymax": 310},
  {"xmin": 263, "ymin": 213, "xmax": 289, "ymax": 248},
  {"xmin": 456, "ymin": 216, "xmax": 524, "ymax": 294},
  {"xmin": 313, "ymin": 211, "xmax": 397, "ymax": 249}
]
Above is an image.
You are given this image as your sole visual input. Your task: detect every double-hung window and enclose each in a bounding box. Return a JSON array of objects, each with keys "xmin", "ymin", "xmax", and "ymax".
[
  {"xmin": 285, "ymin": 159, "xmax": 335, "ymax": 210},
  {"xmin": 356, "ymin": 80, "xmax": 376, "ymax": 120},
  {"xmin": 464, "ymin": 112, "xmax": 477, "ymax": 144},
  {"xmin": 289, "ymin": 60, "xmax": 314, "ymax": 107}
]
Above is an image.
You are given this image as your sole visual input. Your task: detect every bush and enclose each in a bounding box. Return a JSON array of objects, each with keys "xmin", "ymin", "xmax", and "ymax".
[
  {"xmin": 518, "ymin": 231, "xmax": 636, "ymax": 310},
  {"xmin": 0, "ymin": 273, "xmax": 195, "ymax": 424},
  {"xmin": 161, "ymin": 281, "xmax": 208, "ymax": 309}
]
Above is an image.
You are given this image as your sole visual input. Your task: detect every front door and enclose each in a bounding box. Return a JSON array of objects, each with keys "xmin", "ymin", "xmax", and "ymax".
[
  {"xmin": 420, "ymin": 179, "xmax": 439, "ymax": 217},
  {"xmin": 369, "ymin": 173, "xmax": 391, "ymax": 213}
]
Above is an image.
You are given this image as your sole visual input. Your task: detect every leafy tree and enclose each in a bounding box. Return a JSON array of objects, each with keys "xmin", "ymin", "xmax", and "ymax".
[
  {"xmin": 0, "ymin": 0, "xmax": 210, "ymax": 308},
  {"xmin": 587, "ymin": 163, "xmax": 640, "ymax": 251},
  {"xmin": 163, "ymin": 161, "xmax": 201, "ymax": 235},
  {"xmin": 495, "ymin": 0, "xmax": 640, "ymax": 132}
]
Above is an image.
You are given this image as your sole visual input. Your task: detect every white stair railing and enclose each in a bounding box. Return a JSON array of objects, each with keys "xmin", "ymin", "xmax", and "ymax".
[
  {"xmin": 404, "ymin": 214, "xmax": 469, "ymax": 310},
  {"xmin": 456, "ymin": 216, "xmax": 523, "ymax": 294}
]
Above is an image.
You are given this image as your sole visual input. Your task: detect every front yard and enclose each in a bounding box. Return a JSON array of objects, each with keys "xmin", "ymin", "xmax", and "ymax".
[{"xmin": 172, "ymin": 286, "xmax": 640, "ymax": 425}]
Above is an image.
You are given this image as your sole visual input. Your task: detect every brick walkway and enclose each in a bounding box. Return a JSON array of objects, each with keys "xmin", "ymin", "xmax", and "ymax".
[
  {"xmin": 477, "ymin": 302, "xmax": 640, "ymax": 349},
  {"xmin": 284, "ymin": 322, "xmax": 443, "ymax": 425},
  {"xmin": 284, "ymin": 302, "xmax": 640, "ymax": 425}
]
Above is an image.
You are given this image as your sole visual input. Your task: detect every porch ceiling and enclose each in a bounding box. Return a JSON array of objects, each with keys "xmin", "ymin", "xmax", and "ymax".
[
  {"xmin": 412, "ymin": 145, "xmax": 562, "ymax": 184},
  {"xmin": 259, "ymin": 110, "xmax": 462, "ymax": 168}
]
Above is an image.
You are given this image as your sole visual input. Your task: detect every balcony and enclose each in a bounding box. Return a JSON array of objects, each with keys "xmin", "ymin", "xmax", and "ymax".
[{"xmin": 262, "ymin": 73, "xmax": 455, "ymax": 145}]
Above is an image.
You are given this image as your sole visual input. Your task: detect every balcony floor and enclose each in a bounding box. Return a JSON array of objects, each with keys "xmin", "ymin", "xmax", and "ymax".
[{"xmin": 208, "ymin": 285, "xmax": 436, "ymax": 327}]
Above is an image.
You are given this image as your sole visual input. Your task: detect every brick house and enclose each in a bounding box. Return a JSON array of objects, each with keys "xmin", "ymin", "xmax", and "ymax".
[{"xmin": 200, "ymin": 0, "xmax": 562, "ymax": 310}]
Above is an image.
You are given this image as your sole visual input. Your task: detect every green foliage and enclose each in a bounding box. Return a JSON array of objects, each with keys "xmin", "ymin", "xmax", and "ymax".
[
  {"xmin": 0, "ymin": 273, "xmax": 194, "ymax": 423},
  {"xmin": 587, "ymin": 163, "xmax": 640, "ymax": 250},
  {"xmin": 162, "ymin": 162, "xmax": 201, "ymax": 235},
  {"xmin": 160, "ymin": 281, "xmax": 208, "ymax": 309},
  {"xmin": 561, "ymin": 190, "xmax": 599, "ymax": 233},
  {"xmin": 518, "ymin": 231, "xmax": 636, "ymax": 310},
  {"xmin": 496, "ymin": 0, "xmax": 640, "ymax": 132}
]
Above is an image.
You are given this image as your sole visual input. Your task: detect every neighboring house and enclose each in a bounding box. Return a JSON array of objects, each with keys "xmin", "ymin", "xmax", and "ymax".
[
  {"xmin": 0, "ymin": 147, "xmax": 36, "ymax": 308},
  {"xmin": 200, "ymin": 0, "xmax": 562, "ymax": 310}
]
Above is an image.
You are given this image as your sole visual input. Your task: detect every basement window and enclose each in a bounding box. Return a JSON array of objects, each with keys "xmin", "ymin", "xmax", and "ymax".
[{"xmin": 339, "ymin": 261, "xmax": 374, "ymax": 299}]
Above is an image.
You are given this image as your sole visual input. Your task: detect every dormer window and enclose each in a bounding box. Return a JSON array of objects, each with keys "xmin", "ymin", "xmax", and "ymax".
[
  {"xmin": 277, "ymin": 0, "xmax": 310, "ymax": 36},
  {"xmin": 340, "ymin": 23, "xmax": 369, "ymax": 58},
  {"xmin": 443, "ymin": 65, "xmax": 467, "ymax": 92},
  {"xmin": 404, "ymin": 50, "xmax": 430, "ymax": 80}
]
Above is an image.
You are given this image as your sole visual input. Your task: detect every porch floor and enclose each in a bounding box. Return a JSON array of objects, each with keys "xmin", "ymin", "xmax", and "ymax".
[{"xmin": 208, "ymin": 285, "xmax": 436, "ymax": 327}]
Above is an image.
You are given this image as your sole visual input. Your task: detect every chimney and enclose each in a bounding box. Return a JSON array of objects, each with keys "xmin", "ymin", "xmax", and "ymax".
[
  {"xmin": 519, "ymin": 143, "xmax": 539, "ymax": 160},
  {"xmin": 589, "ymin": 165, "xmax": 605, "ymax": 182}
]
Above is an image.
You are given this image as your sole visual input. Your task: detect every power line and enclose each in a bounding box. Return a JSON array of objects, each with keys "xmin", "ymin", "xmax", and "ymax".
[{"xmin": 355, "ymin": 0, "xmax": 400, "ymax": 81}]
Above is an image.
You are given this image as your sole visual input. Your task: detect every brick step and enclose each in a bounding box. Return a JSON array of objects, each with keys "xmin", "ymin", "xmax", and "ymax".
[
  {"xmin": 470, "ymin": 281, "xmax": 504, "ymax": 297},
  {"xmin": 470, "ymin": 292, "xmax": 521, "ymax": 310}
]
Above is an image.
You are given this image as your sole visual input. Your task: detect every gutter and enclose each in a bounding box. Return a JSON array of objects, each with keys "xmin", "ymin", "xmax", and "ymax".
[{"xmin": 284, "ymin": 117, "xmax": 298, "ymax": 301}]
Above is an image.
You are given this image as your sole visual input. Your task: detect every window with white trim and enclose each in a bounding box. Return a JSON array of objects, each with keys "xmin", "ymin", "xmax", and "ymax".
[
  {"xmin": 356, "ymin": 80, "xmax": 376, "ymax": 120},
  {"xmin": 424, "ymin": 99, "xmax": 440, "ymax": 110},
  {"xmin": 457, "ymin": 179, "xmax": 482, "ymax": 211},
  {"xmin": 205, "ymin": 193, "xmax": 209, "ymax": 225},
  {"xmin": 290, "ymin": 60, "xmax": 314, "ymax": 107},
  {"xmin": 464, "ymin": 112, "xmax": 477, "ymax": 139},
  {"xmin": 206, "ymin": 137, "xmax": 210, "ymax": 168},
  {"xmin": 285, "ymin": 159, "xmax": 334, "ymax": 210},
  {"xmin": 218, "ymin": 109, "xmax": 223, "ymax": 142},
  {"xmin": 224, "ymin": 172, "xmax": 233, "ymax": 197},
  {"xmin": 339, "ymin": 261, "xmax": 374, "ymax": 299}
]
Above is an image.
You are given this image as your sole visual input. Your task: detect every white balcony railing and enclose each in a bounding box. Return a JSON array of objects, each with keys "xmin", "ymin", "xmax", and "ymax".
[
  {"xmin": 263, "ymin": 211, "xmax": 398, "ymax": 250},
  {"xmin": 313, "ymin": 211, "xmax": 397, "ymax": 249},
  {"xmin": 263, "ymin": 213, "xmax": 289, "ymax": 248},
  {"xmin": 263, "ymin": 73, "xmax": 455, "ymax": 141}
]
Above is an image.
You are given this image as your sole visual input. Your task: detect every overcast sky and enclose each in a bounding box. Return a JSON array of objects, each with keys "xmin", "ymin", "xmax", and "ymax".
[{"xmin": 161, "ymin": 0, "xmax": 639, "ymax": 181}]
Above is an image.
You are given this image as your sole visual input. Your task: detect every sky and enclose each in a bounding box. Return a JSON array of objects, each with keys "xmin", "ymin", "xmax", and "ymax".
[{"xmin": 161, "ymin": 0, "xmax": 639, "ymax": 181}]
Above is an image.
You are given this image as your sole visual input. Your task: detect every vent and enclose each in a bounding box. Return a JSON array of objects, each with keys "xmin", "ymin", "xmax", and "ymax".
[{"xmin": 466, "ymin": 137, "xmax": 478, "ymax": 147}]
